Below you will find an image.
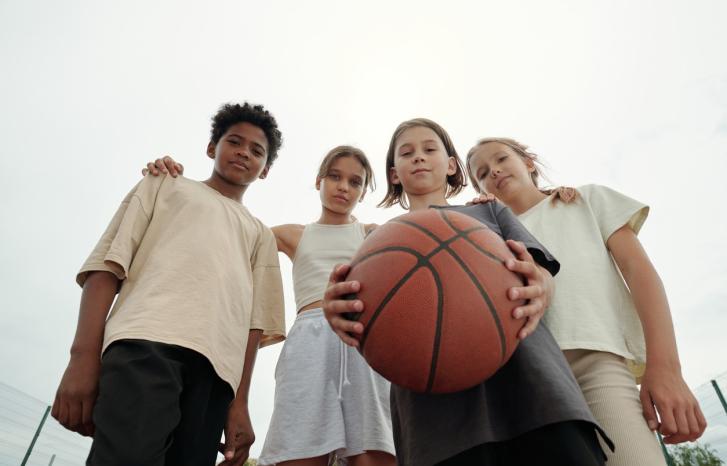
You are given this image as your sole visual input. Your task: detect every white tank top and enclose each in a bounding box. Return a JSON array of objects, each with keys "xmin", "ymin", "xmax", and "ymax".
[{"xmin": 292, "ymin": 221, "xmax": 366, "ymax": 311}]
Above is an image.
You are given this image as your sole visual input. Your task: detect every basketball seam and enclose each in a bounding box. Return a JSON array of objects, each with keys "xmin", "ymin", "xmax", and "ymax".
[
  {"xmin": 395, "ymin": 213, "xmax": 509, "ymax": 362},
  {"xmin": 350, "ymin": 245, "xmax": 447, "ymax": 393},
  {"xmin": 352, "ymin": 211, "xmax": 514, "ymax": 392},
  {"xmin": 438, "ymin": 211, "xmax": 510, "ymax": 363}
]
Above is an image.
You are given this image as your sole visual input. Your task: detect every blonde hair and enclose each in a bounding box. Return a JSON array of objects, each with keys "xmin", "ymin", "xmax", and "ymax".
[
  {"xmin": 378, "ymin": 118, "xmax": 466, "ymax": 209},
  {"xmin": 466, "ymin": 137, "xmax": 577, "ymax": 204}
]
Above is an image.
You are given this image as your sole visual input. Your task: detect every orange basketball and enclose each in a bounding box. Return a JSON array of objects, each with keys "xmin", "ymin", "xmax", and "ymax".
[{"xmin": 346, "ymin": 209, "xmax": 526, "ymax": 394}]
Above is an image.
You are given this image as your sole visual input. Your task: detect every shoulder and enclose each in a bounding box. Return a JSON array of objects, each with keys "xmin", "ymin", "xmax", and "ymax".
[
  {"xmin": 452, "ymin": 201, "xmax": 503, "ymax": 219},
  {"xmin": 576, "ymin": 183, "xmax": 618, "ymax": 199},
  {"xmin": 271, "ymin": 223, "xmax": 304, "ymax": 240},
  {"xmin": 271, "ymin": 223, "xmax": 304, "ymax": 257},
  {"xmin": 576, "ymin": 184, "xmax": 637, "ymax": 208},
  {"xmin": 363, "ymin": 223, "xmax": 378, "ymax": 236}
]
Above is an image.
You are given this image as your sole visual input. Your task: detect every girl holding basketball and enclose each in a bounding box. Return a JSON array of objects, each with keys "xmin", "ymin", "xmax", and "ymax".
[
  {"xmin": 323, "ymin": 119, "xmax": 611, "ymax": 466},
  {"xmin": 143, "ymin": 147, "xmax": 396, "ymax": 466},
  {"xmin": 463, "ymin": 138, "xmax": 706, "ymax": 466}
]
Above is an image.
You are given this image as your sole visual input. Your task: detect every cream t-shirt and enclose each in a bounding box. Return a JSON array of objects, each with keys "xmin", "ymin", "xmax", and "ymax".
[
  {"xmin": 518, "ymin": 184, "xmax": 649, "ymax": 366},
  {"xmin": 77, "ymin": 174, "xmax": 285, "ymax": 394}
]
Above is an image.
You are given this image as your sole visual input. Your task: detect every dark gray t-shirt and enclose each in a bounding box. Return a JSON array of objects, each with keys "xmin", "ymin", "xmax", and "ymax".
[{"xmin": 390, "ymin": 203, "xmax": 602, "ymax": 466}]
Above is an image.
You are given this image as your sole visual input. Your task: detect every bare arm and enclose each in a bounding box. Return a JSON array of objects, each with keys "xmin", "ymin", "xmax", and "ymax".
[
  {"xmin": 608, "ymin": 225, "xmax": 706, "ymax": 443},
  {"xmin": 52, "ymin": 271, "xmax": 119, "ymax": 436},
  {"xmin": 270, "ymin": 224, "xmax": 303, "ymax": 259},
  {"xmin": 219, "ymin": 329, "xmax": 262, "ymax": 466}
]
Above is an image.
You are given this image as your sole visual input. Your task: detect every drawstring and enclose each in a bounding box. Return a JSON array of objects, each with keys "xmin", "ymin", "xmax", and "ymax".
[{"xmin": 337, "ymin": 339, "xmax": 351, "ymax": 400}]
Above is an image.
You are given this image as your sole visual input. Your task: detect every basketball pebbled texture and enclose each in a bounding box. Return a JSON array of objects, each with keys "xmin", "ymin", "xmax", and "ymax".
[{"xmin": 346, "ymin": 208, "xmax": 526, "ymax": 394}]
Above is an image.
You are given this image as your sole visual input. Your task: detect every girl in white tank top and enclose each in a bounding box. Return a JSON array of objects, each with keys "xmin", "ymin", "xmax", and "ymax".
[{"xmin": 260, "ymin": 146, "xmax": 396, "ymax": 466}]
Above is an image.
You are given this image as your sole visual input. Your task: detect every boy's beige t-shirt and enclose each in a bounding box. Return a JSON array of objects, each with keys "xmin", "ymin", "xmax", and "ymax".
[
  {"xmin": 77, "ymin": 174, "xmax": 285, "ymax": 394},
  {"xmin": 518, "ymin": 184, "xmax": 649, "ymax": 368}
]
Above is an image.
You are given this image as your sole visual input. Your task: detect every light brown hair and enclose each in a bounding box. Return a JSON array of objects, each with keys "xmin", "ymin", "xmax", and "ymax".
[
  {"xmin": 317, "ymin": 145, "xmax": 375, "ymax": 194},
  {"xmin": 378, "ymin": 118, "xmax": 466, "ymax": 209},
  {"xmin": 466, "ymin": 137, "xmax": 577, "ymax": 203}
]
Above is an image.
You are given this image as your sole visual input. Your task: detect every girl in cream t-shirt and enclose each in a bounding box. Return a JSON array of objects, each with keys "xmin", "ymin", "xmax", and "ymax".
[{"xmin": 465, "ymin": 137, "xmax": 706, "ymax": 466}]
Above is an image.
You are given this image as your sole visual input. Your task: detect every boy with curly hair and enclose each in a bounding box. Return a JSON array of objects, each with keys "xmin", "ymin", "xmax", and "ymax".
[{"xmin": 52, "ymin": 102, "xmax": 285, "ymax": 466}]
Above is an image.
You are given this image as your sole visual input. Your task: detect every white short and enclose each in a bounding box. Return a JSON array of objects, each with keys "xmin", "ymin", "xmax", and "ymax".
[{"xmin": 258, "ymin": 309, "xmax": 395, "ymax": 465}]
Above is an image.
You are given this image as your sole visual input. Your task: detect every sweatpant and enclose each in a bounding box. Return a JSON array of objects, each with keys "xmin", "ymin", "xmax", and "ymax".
[
  {"xmin": 565, "ymin": 349, "xmax": 667, "ymax": 466},
  {"xmin": 87, "ymin": 339, "xmax": 234, "ymax": 466}
]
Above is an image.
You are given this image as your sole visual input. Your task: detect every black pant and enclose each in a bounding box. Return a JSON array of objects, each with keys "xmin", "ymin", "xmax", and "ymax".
[
  {"xmin": 87, "ymin": 339, "xmax": 234, "ymax": 466},
  {"xmin": 436, "ymin": 421, "xmax": 607, "ymax": 466}
]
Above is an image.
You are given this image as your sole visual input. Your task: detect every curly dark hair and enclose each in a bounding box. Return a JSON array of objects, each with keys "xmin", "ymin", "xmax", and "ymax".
[{"xmin": 210, "ymin": 102, "xmax": 283, "ymax": 167}]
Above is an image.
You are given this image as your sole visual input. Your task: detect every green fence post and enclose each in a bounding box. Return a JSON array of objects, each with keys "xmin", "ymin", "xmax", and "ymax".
[
  {"xmin": 658, "ymin": 433, "xmax": 676, "ymax": 466},
  {"xmin": 712, "ymin": 379, "xmax": 727, "ymax": 417},
  {"xmin": 21, "ymin": 405, "xmax": 51, "ymax": 466}
]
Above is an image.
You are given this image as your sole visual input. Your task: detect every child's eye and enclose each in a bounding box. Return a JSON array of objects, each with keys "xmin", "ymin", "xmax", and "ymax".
[
  {"xmin": 479, "ymin": 170, "xmax": 489, "ymax": 179},
  {"xmin": 229, "ymin": 139, "xmax": 240, "ymax": 146},
  {"xmin": 329, "ymin": 174, "xmax": 340, "ymax": 180},
  {"xmin": 352, "ymin": 180, "xmax": 362, "ymax": 187},
  {"xmin": 498, "ymin": 155, "xmax": 508, "ymax": 162}
]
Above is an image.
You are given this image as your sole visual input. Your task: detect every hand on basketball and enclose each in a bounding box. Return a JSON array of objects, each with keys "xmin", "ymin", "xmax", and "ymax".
[
  {"xmin": 51, "ymin": 353, "xmax": 100, "ymax": 437},
  {"xmin": 466, "ymin": 193, "xmax": 497, "ymax": 205},
  {"xmin": 323, "ymin": 264, "xmax": 364, "ymax": 348},
  {"xmin": 141, "ymin": 155, "xmax": 184, "ymax": 177},
  {"xmin": 503, "ymin": 240, "xmax": 552, "ymax": 340},
  {"xmin": 219, "ymin": 402, "xmax": 255, "ymax": 466},
  {"xmin": 639, "ymin": 365, "xmax": 707, "ymax": 444}
]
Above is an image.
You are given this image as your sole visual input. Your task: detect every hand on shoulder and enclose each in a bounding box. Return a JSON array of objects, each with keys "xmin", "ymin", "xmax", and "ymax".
[{"xmin": 141, "ymin": 155, "xmax": 184, "ymax": 177}]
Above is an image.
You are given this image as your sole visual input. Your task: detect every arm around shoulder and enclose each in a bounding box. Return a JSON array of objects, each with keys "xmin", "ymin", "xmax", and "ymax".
[{"xmin": 271, "ymin": 224, "xmax": 304, "ymax": 259}]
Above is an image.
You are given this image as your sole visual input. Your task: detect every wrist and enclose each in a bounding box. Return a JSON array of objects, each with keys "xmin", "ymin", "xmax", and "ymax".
[
  {"xmin": 70, "ymin": 345, "xmax": 101, "ymax": 359},
  {"xmin": 230, "ymin": 395, "xmax": 249, "ymax": 409},
  {"xmin": 645, "ymin": 356, "xmax": 682, "ymax": 374}
]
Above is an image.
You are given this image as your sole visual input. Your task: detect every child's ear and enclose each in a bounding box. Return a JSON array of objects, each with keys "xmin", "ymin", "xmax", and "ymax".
[
  {"xmin": 258, "ymin": 166, "xmax": 270, "ymax": 180},
  {"xmin": 446, "ymin": 156, "xmax": 457, "ymax": 176},
  {"xmin": 358, "ymin": 191, "xmax": 366, "ymax": 203},
  {"xmin": 389, "ymin": 167, "xmax": 401, "ymax": 185},
  {"xmin": 315, "ymin": 177, "xmax": 322, "ymax": 190},
  {"xmin": 525, "ymin": 158, "xmax": 536, "ymax": 173},
  {"xmin": 206, "ymin": 141, "xmax": 216, "ymax": 159}
]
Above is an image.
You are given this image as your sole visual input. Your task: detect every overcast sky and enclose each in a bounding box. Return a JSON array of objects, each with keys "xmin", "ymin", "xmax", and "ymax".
[{"xmin": 1, "ymin": 0, "xmax": 726, "ymax": 462}]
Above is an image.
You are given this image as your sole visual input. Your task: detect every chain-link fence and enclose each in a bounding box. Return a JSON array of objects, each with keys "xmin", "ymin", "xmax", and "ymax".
[
  {"xmin": 2, "ymin": 373, "xmax": 726, "ymax": 465},
  {"xmin": 672, "ymin": 372, "xmax": 727, "ymax": 461},
  {"xmin": 0, "ymin": 382, "xmax": 91, "ymax": 466}
]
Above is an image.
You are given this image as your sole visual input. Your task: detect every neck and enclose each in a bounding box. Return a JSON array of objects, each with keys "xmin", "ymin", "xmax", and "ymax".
[
  {"xmin": 504, "ymin": 187, "xmax": 548, "ymax": 215},
  {"xmin": 317, "ymin": 206, "xmax": 355, "ymax": 225},
  {"xmin": 407, "ymin": 190, "xmax": 449, "ymax": 212},
  {"xmin": 203, "ymin": 172, "xmax": 248, "ymax": 202}
]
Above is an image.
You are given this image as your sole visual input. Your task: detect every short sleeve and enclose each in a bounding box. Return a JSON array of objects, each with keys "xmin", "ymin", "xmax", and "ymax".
[
  {"xmin": 76, "ymin": 175, "xmax": 162, "ymax": 286},
  {"xmin": 580, "ymin": 184, "xmax": 649, "ymax": 243},
  {"xmin": 250, "ymin": 226, "xmax": 286, "ymax": 348},
  {"xmin": 494, "ymin": 202, "xmax": 560, "ymax": 277}
]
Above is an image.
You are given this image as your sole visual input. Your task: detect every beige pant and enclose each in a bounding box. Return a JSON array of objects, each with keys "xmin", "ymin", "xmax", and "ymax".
[{"xmin": 564, "ymin": 349, "xmax": 666, "ymax": 466}]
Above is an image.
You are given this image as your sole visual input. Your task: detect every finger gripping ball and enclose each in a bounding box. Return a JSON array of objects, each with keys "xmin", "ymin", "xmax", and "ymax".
[{"xmin": 346, "ymin": 209, "xmax": 526, "ymax": 394}]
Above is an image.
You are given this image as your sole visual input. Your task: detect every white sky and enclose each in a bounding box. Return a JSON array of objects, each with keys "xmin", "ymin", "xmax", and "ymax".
[{"xmin": 1, "ymin": 0, "xmax": 726, "ymax": 462}]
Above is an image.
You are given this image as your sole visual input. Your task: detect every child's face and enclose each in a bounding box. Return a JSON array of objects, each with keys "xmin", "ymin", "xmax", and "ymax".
[
  {"xmin": 207, "ymin": 122, "xmax": 270, "ymax": 186},
  {"xmin": 391, "ymin": 126, "xmax": 456, "ymax": 197},
  {"xmin": 468, "ymin": 142, "xmax": 536, "ymax": 198},
  {"xmin": 316, "ymin": 155, "xmax": 366, "ymax": 215}
]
